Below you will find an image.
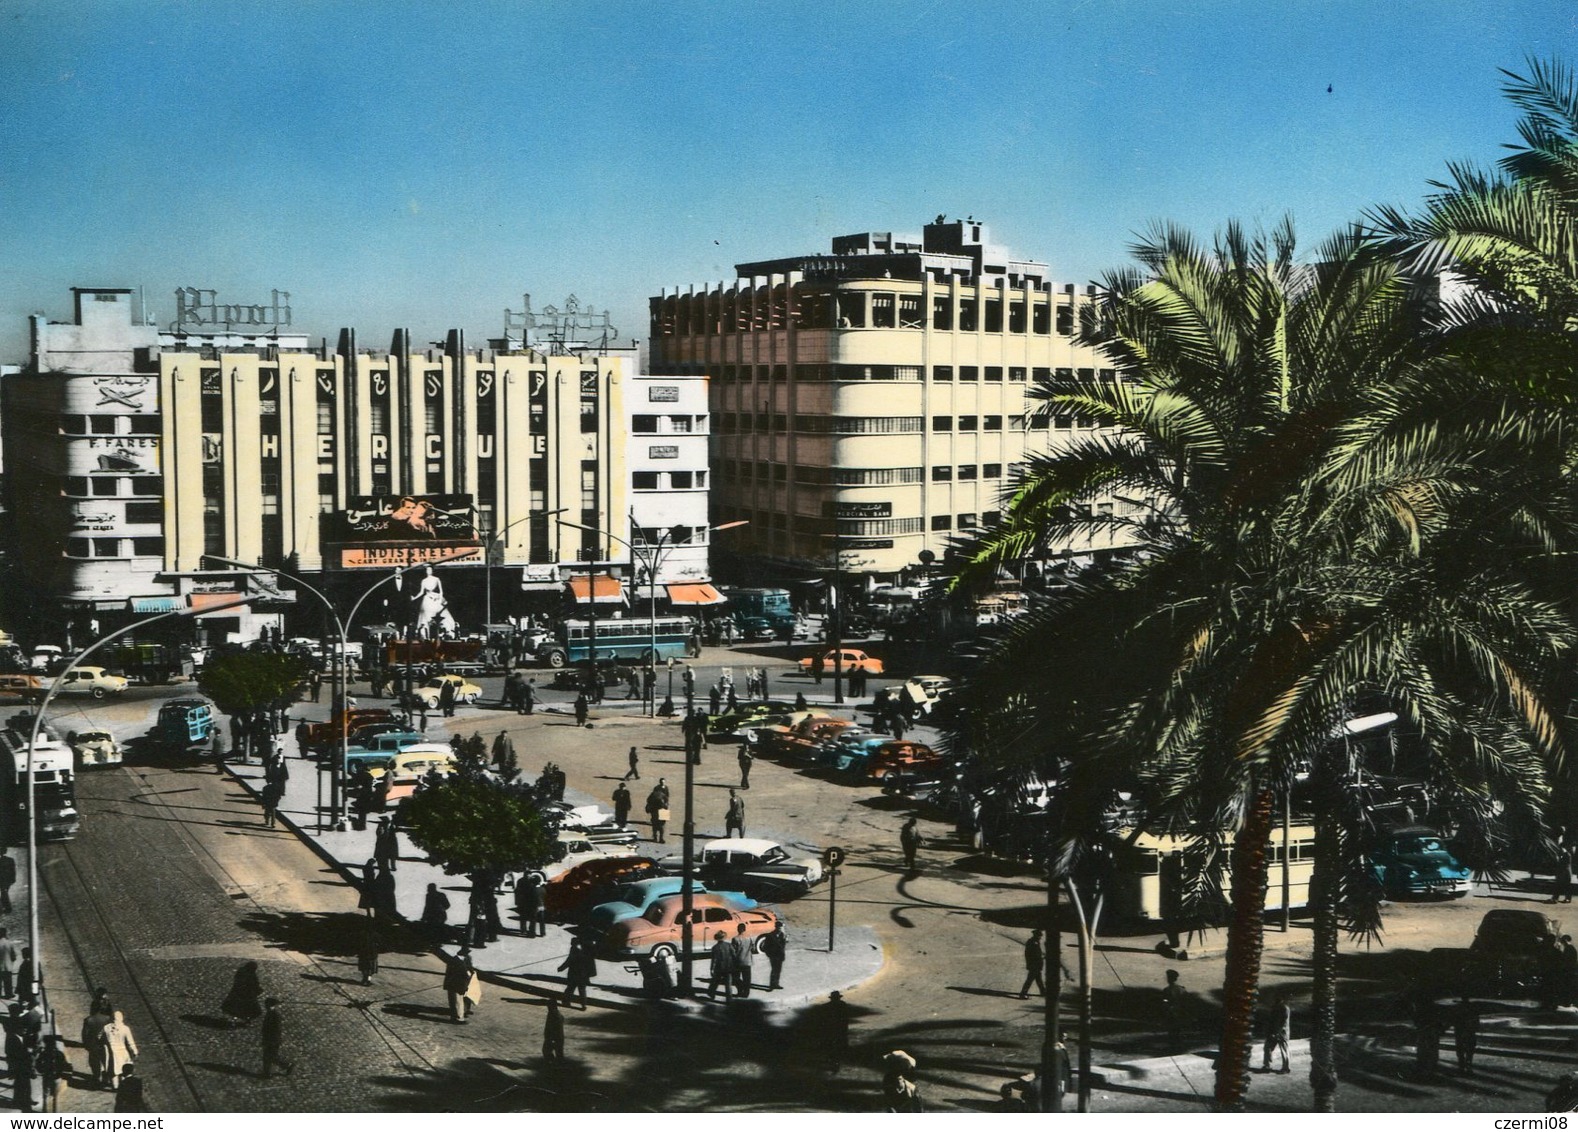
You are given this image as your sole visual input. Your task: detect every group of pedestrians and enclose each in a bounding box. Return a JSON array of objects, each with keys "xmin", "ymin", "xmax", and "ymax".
[{"xmin": 705, "ymin": 924, "xmax": 762, "ymax": 1001}]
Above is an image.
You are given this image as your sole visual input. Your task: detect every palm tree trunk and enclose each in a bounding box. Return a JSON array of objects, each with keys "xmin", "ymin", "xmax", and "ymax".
[
  {"xmin": 1215, "ymin": 786, "xmax": 1276, "ymax": 1111},
  {"xmin": 1309, "ymin": 809, "xmax": 1340, "ymax": 1111}
]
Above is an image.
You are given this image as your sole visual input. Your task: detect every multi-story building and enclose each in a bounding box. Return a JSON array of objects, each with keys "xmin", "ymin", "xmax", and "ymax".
[
  {"xmin": 649, "ymin": 217, "xmax": 1130, "ymax": 579},
  {"xmin": 4, "ymin": 287, "xmax": 712, "ymax": 643}
]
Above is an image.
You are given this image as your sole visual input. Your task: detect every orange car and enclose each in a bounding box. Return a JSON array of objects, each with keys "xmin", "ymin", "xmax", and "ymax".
[
  {"xmin": 544, "ymin": 855, "xmax": 663, "ymax": 921},
  {"xmin": 797, "ymin": 649, "xmax": 884, "ymax": 676},
  {"xmin": 865, "ymin": 741, "xmax": 947, "ymax": 781},
  {"xmin": 599, "ymin": 892, "xmax": 779, "ymax": 959},
  {"xmin": 757, "ymin": 715, "xmax": 859, "ymax": 762}
]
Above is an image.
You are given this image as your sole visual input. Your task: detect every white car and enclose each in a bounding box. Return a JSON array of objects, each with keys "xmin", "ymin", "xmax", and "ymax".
[
  {"xmin": 57, "ymin": 667, "xmax": 129, "ymax": 698},
  {"xmin": 69, "ymin": 729, "xmax": 123, "ymax": 768},
  {"xmin": 544, "ymin": 831, "xmax": 638, "ymax": 879},
  {"xmin": 413, "ymin": 674, "xmax": 481, "ymax": 709}
]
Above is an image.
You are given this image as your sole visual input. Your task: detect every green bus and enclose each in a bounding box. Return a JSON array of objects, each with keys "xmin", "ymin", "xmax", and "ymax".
[{"xmin": 538, "ymin": 618, "xmax": 699, "ymax": 668}]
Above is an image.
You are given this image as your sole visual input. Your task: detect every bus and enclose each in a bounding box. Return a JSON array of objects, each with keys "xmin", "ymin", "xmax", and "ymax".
[
  {"xmin": 0, "ymin": 728, "xmax": 79, "ymax": 843},
  {"xmin": 537, "ymin": 618, "xmax": 699, "ymax": 668},
  {"xmin": 1106, "ymin": 823, "xmax": 1316, "ymax": 924},
  {"xmin": 720, "ymin": 588, "xmax": 795, "ymax": 635}
]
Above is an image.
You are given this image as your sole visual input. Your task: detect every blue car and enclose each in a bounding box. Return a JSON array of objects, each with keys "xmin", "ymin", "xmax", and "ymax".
[
  {"xmin": 585, "ymin": 876, "xmax": 757, "ymax": 931},
  {"xmin": 1369, "ymin": 826, "xmax": 1471, "ymax": 899}
]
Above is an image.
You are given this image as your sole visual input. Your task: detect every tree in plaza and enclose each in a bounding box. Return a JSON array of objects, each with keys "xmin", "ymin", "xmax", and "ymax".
[
  {"xmin": 398, "ymin": 771, "xmax": 558, "ymax": 880},
  {"xmin": 198, "ymin": 650, "xmax": 312, "ymax": 739},
  {"xmin": 949, "ymin": 218, "xmax": 1571, "ymax": 1111}
]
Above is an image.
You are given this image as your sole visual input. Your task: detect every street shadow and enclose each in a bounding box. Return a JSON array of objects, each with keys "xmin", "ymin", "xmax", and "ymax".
[
  {"xmin": 238, "ymin": 908, "xmax": 421, "ymax": 959},
  {"xmin": 187, "ymin": 1061, "xmax": 257, "ymax": 1078},
  {"xmin": 380, "ymin": 1002, "xmax": 452, "ymax": 1022},
  {"xmin": 180, "ymin": 1012, "xmax": 245, "ymax": 1030},
  {"xmin": 945, "ymin": 985, "xmax": 1026, "ymax": 999}
]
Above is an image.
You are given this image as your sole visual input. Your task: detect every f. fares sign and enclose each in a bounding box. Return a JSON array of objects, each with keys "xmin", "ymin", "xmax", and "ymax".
[{"xmin": 333, "ymin": 494, "xmax": 481, "ymax": 569}]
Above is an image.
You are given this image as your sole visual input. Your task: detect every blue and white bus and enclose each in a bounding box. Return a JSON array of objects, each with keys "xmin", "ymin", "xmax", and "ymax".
[{"xmin": 538, "ymin": 618, "xmax": 700, "ymax": 668}]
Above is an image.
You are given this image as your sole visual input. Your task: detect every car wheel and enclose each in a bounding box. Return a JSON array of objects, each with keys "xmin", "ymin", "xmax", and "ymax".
[
  {"xmin": 651, "ymin": 942, "xmax": 679, "ymax": 963},
  {"xmin": 92, "ymin": 687, "xmax": 107, "ymax": 699},
  {"xmin": 545, "ymin": 650, "xmax": 567, "ymax": 669}
]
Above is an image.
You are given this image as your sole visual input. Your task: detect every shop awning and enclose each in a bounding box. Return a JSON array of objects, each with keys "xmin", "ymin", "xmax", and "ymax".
[
  {"xmin": 189, "ymin": 593, "xmax": 249, "ymax": 613},
  {"xmin": 666, "ymin": 583, "xmax": 726, "ymax": 606},
  {"xmin": 129, "ymin": 597, "xmax": 181, "ymax": 614},
  {"xmin": 567, "ymin": 574, "xmax": 625, "ymax": 605}
]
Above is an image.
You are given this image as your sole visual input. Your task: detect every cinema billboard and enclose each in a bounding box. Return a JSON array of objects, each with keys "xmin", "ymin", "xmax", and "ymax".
[{"xmin": 331, "ymin": 494, "xmax": 482, "ymax": 569}]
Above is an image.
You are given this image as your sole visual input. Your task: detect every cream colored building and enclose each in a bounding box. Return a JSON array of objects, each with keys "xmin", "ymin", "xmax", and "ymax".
[
  {"xmin": 649, "ymin": 217, "xmax": 1130, "ymax": 578},
  {"xmin": 5, "ymin": 288, "xmax": 639, "ymax": 638}
]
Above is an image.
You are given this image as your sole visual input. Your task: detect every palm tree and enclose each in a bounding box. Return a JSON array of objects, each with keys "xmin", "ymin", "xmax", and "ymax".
[{"xmin": 951, "ymin": 218, "xmax": 1572, "ymax": 1111}]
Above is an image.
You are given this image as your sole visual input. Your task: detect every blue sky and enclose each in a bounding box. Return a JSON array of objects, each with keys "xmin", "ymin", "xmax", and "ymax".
[{"xmin": 1, "ymin": 1, "xmax": 1572, "ymax": 361}]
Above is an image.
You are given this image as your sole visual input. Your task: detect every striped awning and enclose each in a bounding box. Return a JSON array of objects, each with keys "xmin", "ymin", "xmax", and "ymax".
[
  {"xmin": 567, "ymin": 574, "xmax": 625, "ymax": 605},
  {"xmin": 129, "ymin": 597, "xmax": 181, "ymax": 614},
  {"xmin": 666, "ymin": 583, "xmax": 725, "ymax": 606}
]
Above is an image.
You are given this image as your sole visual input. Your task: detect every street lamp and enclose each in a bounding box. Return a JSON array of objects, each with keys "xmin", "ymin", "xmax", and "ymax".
[
  {"xmin": 557, "ymin": 514, "xmax": 748, "ymax": 995},
  {"xmin": 484, "ymin": 508, "xmax": 568, "ymax": 630},
  {"xmin": 206, "ymin": 551, "xmax": 475, "ymax": 827},
  {"xmin": 24, "ymin": 592, "xmax": 254, "ymax": 1020}
]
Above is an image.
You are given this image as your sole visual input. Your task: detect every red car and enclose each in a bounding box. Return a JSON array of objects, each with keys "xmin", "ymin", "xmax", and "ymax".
[
  {"xmin": 599, "ymin": 892, "xmax": 779, "ymax": 959},
  {"xmin": 866, "ymin": 741, "xmax": 947, "ymax": 781},
  {"xmin": 757, "ymin": 716, "xmax": 858, "ymax": 762},
  {"xmin": 544, "ymin": 856, "xmax": 662, "ymax": 920}
]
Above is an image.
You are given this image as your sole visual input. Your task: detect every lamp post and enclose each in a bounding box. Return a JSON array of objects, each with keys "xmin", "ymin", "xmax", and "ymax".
[
  {"xmin": 557, "ymin": 515, "xmax": 747, "ymax": 994},
  {"xmin": 207, "ymin": 551, "xmax": 475, "ymax": 826},
  {"xmin": 24, "ymin": 592, "xmax": 255, "ymax": 1017},
  {"xmin": 484, "ymin": 508, "xmax": 567, "ymax": 632}
]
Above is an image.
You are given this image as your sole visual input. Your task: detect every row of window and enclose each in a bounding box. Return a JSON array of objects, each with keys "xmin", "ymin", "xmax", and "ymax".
[
  {"xmin": 713, "ymin": 364, "xmax": 1114, "ymax": 385},
  {"xmin": 61, "ymin": 476, "xmax": 164, "ymax": 498},
  {"xmin": 631, "ymin": 415, "xmax": 708, "ymax": 434},
  {"xmin": 59, "ymin": 414, "xmax": 160, "ymax": 436},
  {"xmin": 631, "ymin": 470, "xmax": 708, "ymax": 490},
  {"xmin": 931, "ymin": 464, "xmax": 1004, "ymax": 481},
  {"xmin": 715, "ymin": 411, "xmax": 1098, "ymax": 435},
  {"xmin": 64, "ymin": 537, "xmax": 164, "ymax": 558},
  {"xmin": 653, "ymin": 286, "xmax": 1084, "ymax": 337},
  {"xmin": 737, "ymin": 511, "xmax": 1003, "ymax": 536}
]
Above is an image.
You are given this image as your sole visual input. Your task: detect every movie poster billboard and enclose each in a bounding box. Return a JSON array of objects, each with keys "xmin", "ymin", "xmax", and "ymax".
[{"xmin": 332, "ymin": 494, "xmax": 482, "ymax": 568}]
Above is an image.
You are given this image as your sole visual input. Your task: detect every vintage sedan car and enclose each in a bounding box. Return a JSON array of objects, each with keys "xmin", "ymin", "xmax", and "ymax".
[
  {"xmin": 548, "ymin": 660, "xmax": 637, "ymax": 691},
  {"xmin": 797, "ymin": 648, "xmax": 884, "ymax": 676},
  {"xmin": 865, "ymin": 741, "xmax": 949, "ymax": 782},
  {"xmin": 599, "ymin": 892, "xmax": 779, "ymax": 959},
  {"xmin": 373, "ymin": 744, "xmax": 457, "ymax": 807},
  {"xmin": 1369, "ymin": 826, "xmax": 1472, "ymax": 900},
  {"xmin": 545, "ymin": 800, "xmax": 641, "ymax": 847},
  {"xmin": 68, "ymin": 729, "xmax": 123, "ymax": 769},
  {"xmin": 707, "ymin": 700, "xmax": 799, "ymax": 740},
  {"xmin": 693, "ymin": 837, "xmax": 823, "ymax": 901},
  {"xmin": 756, "ymin": 716, "xmax": 860, "ymax": 763},
  {"xmin": 584, "ymin": 876, "xmax": 757, "ymax": 932},
  {"xmin": 815, "ymin": 729, "xmax": 888, "ymax": 771},
  {"xmin": 412, "ymin": 675, "xmax": 482, "ymax": 709},
  {"xmin": 339, "ymin": 730, "xmax": 425, "ymax": 776},
  {"xmin": 347, "ymin": 721, "xmax": 412, "ymax": 748},
  {"xmin": 56, "ymin": 666, "xmax": 129, "ymax": 698},
  {"xmin": 543, "ymin": 854, "xmax": 662, "ymax": 920}
]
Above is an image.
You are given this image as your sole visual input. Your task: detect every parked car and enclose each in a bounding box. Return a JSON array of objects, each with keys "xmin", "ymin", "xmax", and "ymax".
[
  {"xmin": 305, "ymin": 708, "xmax": 395, "ymax": 751},
  {"xmin": 1369, "ymin": 826, "xmax": 1472, "ymax": 899},
  {"xmin": 55, "ymin": 666, "xmax": 129, "ymax": 699},
  {"xmin": 549, "ymin": 660, "xmax": 637, "ymax": 691},
  {"xmin": 373, "ymin": 744, "xmax": 457, "ymax": 807},
  {"xmin": 1455, "ymin": 908, "xmax": 1563, "ymax": 996},
  {"xmin": 346, "ymin": 721, "xmax": 412, "ymax": 748},
  {"xmin": 797, "ymin": 648, "xmax": 884, "ymax": 676},
  {"xmin": 584, "ymin": 876, "xmax": 757, "ymax": 932},
  {"xmin": 412, "ymin": 675, "xmax": 482, "ymax": 709},
  {"xmin": 693, "ymin": 837, "xmax": 823, "ymax": 900},
  {"xmin": 26, "ymin": 646, "xmax": 67, "ymax": 675},
  {"xmin": 707, "ymin": 700, "xmax": 800, "ymax": 740},
  {"xmin": 599, "ymin": 892, "xmax": 780, "ymax": 960},
  {"xmin": 339, "ymin": 730, "xmax": 425, "ymax": 776},
  {"xmin": 757, "ymin": 716, "xmax": 860, "ymax": 763},
  {"xmin": 68, "ymin": 729, "xmax": 122, "ymax": 769},
  {"xmin": 543, "ymin": 854, "xmax": 662, "ymax": 920},
  {"xmin": 0, "ymin": 675, "xmax": 44, "ymax": 704},
  {"xmin": 865, "ymin": 741, "xmax": 948, "ymax": 782},
  {"xmin": 544, "ymin": 800, "xmax": 640, "ymax": 847}
]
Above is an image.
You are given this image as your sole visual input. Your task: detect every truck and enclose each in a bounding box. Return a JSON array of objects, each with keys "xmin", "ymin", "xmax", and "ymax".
[
  {"xmin": 383, "ymin": 638, "xmax": 487, "ymax": 675},
  {"xmin": 149, "ymin": 698, "xmax": 217, "ymax": 755}
]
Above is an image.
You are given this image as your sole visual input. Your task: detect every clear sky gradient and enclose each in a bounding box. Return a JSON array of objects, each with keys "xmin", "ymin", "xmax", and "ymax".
[{"xmin": 2, "ymin": 1, "xmax": 1572, "ymax": 362}]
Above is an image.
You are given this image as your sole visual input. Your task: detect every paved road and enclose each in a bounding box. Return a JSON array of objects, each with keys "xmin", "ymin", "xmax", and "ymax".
[{"xmin": 25, "ymin": 645, "xmax": 1578, "ymax": 1111}]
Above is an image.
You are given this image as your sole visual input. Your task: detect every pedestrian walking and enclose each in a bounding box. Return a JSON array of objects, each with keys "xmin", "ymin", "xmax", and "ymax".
[
  {"xmin": 795, "ymin": 691, "xmax": 808, "ymax": 711},
  {"xmin": 0, "ymin": 851, "xmax": 16, "ymax": 912},
  {"xmin": 357, "ymin": 927, "xmax": 380, "ymax": 986},
  {"xmin": 374, "ymin": 815, "xmax": 400, "ymax": 873},
  {"xmin": 39, "ymin": 1035, "xmax": 69, "ymax": 1113},
  {"xmin": 82, "ymin": 994, "xmax": 113, "ymax": 1087},
  {"xmin": 732, "ymin": 923, "xmax": 756, "ymax": 998},
  {"xmin": 1554, "ymin": 842, "xmax": 1574, "ymax": 904},
  {"xmin": 612, "ymin": 782, "xmax": 632, "ymax": 829},
  {"xmin": 574, "ymin": 693, "xmax": 589, "ymax": 728},
  {"xmin": 374, "ymin": 863, "xmax": 399, "ymax": 922},
  {"xmin": 725, "ymin": 789, "xmax": 746, "ymax": 839},
  {"xmin": 309, "ymin": 671, "xmax": 321, "ymax": 702},
  {"xmin": 491, "ymin": 730, "xmax": 516, "ymax": 771},
  {"xmin": 1453, "ymin": 994, "xmax": 1481, "ymax": 1075},
  {"xmin": 516, "ymin": 872, "xmax": 547, "ymax": 937},
  {"xmin": 445, "ymin": 948, "xmax": 476, "ymax": 1023},
  {"xmin": 439, "ymin": 678, "xmax": 457, "ymax": 718},
  {"xmin": 100, "ymin": 1010, "xmax": 138, "ymax": 1089},
  {"xmin": 824, "ymin": 991, "xmax": 850, "ymax": 1072},
  {"xmin": 706, "ymin": 930, "xmax": 735, "ymax": 1001},
  {"xmin": 1019, "ymin": 929, "xmax": 1046, "ymax": 998},
  {"xmin": 421, "ymin": 882, "xmax": 452, "ymax": 942},
  {"xmin": 221, "ymin": 960, "xmax": 264, "ymax": 1027},
  {"xmin": 543, "ymin": 999, "xmax": 566, "ymax": 1062},
  {"xmin": 559, "ymin": 937, "xmax": 596, "ymax": 1009},
  {"xmin": 647, "ymin": 780, "xmax": 671, "ymax": 843},
  {"xmin": 762, "ymin": 923, "xmax": 786, "ymax": 990},
  {"xmin": 1161, "ymin": 969, "xmax": 1186, "ymax": 1051},
  {"xmin": 626, "ymin": 673, "xmax": 641, "ymax": 700},
  {"xmin": 111, "ymin": 1065, "xmax": 144, "ymax": 1113},
  {"xmin": 1261, "ymin": 991, "xmax": 1291, "ymax": 1073},
  {"xmin": 522, "ymin": 679, "xmax": 536, "ymax": 715},
  {"xmin": 0, "ymin": 929, "xmax": 18, "ymax": 999},
  {"xmin": 261, "ymin": 997, "xmax": 294, "ymax": 1077},
  {"xmin": 261, "ymin": 766, "xmax": 285, "ymax": 829},
  {"xmin": 624, "ymin": 745, "xmax": 641, "ymax": 781},
  {"xmin": 738, "ymin": 745, "xmax": 753, "ymax": 789},
  {"xmin": 709, "ymin": 684, "xmax": 721, "ymax": 715}
]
